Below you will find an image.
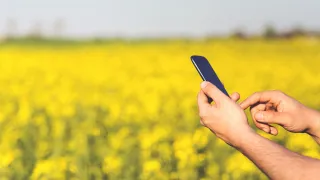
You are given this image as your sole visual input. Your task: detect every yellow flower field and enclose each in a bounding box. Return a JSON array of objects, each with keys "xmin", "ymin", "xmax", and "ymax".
[{"xmin": 0, "ymin": 38, "xmax": 320, "ymax": 179}]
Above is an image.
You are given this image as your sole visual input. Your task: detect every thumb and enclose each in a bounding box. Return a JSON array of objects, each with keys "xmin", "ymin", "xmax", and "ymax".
[
  {"xmin": 255, "ymin": 111, "xmax": 289, "ymax": 126},
  {"xmin": 201, "ymin": 81, "xmax": 227, "ymax": 104}
]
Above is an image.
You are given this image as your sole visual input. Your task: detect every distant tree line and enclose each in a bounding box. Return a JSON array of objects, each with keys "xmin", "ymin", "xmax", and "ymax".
[
  {"xmin": 1, "ymin": 18, "xmax": 320, "ymax": 42},
  {"xmin": 231, "ymin": 24, "xmax": 320, "ymax": 40},
  {"xmin": 1, "ymin": 18, "xmax": 66, "ymax": 42}
]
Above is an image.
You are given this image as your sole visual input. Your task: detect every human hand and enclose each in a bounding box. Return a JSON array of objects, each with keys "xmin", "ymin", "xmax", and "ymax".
[
  {"xmin": 240, "ymin": 90, "xmax": 320, "ymax": 141},
  {"xmin": 197, "ymin": 81, "xmax": 254, "ymax": 147}
]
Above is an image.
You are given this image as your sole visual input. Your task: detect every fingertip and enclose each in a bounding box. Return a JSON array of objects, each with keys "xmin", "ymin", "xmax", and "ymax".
[
  {"xmin": 270, "ymin": 127, "xmax": 278, "ymax": 135},
  {"xmin": 262, "ymin": 127, "xmax": 270, "ymax": 133},
  {"xmin": 200, "ymin": 81, "xmax": 209, "ymax": 89},
  {"xmin": 230, "ymin": 92, "xmax": 240, "ymax": 102},
  {"xmin": 239, "ymin": 101, "xmax": 248, "ymax": 110}
]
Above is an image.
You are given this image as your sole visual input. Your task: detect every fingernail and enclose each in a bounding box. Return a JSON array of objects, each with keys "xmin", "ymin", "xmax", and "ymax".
[
  {"xmin": 255, "ymin": 112, "xmax": 264, "ymax": 121},
  {"xmin": 270, "ymin": 129, "xmax": 275, "ymax": 135},
  {"xmin": 201, "ymin": 81, "xmax": 208, "ymax": 89},
  {"xmin": 270, "ymin": 128, "xmax": 277, "ymax": 135},
  {"xmin": 263, "ymin": 127, "xmax": 269, "ymax": 133}
]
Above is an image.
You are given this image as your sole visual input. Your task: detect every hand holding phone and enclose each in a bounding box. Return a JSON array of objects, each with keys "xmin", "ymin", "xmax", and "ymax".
[{"xmin": 195, "ymin": 57, "xmax": 250, "ymax": 148}]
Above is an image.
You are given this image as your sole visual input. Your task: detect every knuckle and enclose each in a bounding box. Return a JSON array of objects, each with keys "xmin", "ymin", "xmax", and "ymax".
[
  {"xmin": 252, "ymin": 92, "xmax": 259, "ymax": 97},
  {"xmin": 201, "ymin": 119, "xmax": 210, "ymax": 126},
  {"xmin": 251, "ymin": 92, "xmax": 261, "ymax": 101},
  {"xmin": 273, "ymin": 90, "xmax": 284, "ymax": 96},
  {"xmin": 253, "ymin": 91, "xmax": 261, "ymax": 96},
  {"xmin": 199, "ymin": 111, "xmax": 208, "ymax": 119},
  {"xmin": 264, "ymin": 112, "xmax": 273, "ymax": 120}
]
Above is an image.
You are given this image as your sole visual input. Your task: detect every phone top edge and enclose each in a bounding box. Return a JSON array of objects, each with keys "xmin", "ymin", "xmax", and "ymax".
[{"xmin": 190, "ymin": 55, "xmax": 205, "ymax": 59}]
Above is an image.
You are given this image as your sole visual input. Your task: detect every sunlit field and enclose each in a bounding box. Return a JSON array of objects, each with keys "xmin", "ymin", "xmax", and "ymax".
[{"xmin": 0, "ymin": 38, "xmax": 320, "ymax": 179}]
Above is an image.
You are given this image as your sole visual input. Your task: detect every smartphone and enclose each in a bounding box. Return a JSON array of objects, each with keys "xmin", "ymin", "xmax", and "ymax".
[{"xmin": 191, "ymin": 55, "xmax": 229, "ymax": 102}]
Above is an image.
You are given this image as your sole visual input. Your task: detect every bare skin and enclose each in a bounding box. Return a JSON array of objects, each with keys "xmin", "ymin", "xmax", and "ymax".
[
  {"xmin": 197, "ymin": 81, "xmax": 320, "ymax": 180},
  {"xmin": 240, "ymin": 90, "xmax": 320, "ymax": 144}
]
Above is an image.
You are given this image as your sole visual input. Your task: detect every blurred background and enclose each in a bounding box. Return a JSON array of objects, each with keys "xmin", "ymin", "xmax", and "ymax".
[{"xmin": 1, "ymin": 0, "xmax": 320, "ymax": 179}]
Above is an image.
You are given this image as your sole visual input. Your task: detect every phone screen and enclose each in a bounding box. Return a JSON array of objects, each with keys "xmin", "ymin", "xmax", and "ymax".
[{"xmin": 191, "ymin": 55, "xmax": 229, "ymax": 98}]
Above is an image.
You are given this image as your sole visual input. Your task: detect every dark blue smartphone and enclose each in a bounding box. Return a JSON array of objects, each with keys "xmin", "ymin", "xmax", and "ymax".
[{"xmin": 191, "ymin": 55, "xmax": 229, "ymax": 102}]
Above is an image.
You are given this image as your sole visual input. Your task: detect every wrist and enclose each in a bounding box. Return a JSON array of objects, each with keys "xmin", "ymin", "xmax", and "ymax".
[
  {"xmin": 230, "ymin": 127, "xmax": 256, "ymax": 149},
  {"xmin": 306, "ymin": 108, "xmax": 320, "ymax": 139}
]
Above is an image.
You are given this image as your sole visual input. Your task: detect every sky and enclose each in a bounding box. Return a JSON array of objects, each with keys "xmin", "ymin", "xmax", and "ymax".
[{"xmin": 1, "ymin": 0, "xmax": 320, "ymax": 38}]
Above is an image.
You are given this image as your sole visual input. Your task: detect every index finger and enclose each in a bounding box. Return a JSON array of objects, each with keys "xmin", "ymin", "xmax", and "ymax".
[{"xmin": 240, "ymin": 91, "xmax": 281, "ymax": 109}]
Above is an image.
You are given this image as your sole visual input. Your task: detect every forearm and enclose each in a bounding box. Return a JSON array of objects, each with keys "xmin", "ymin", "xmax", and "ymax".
[
  {"xmin": 306, "ymin": 108, "xmax": 320, "ymax": 145},
  {"xmin": 235, "ymin": 131, "xmax": 320, "ymax": 180}
]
